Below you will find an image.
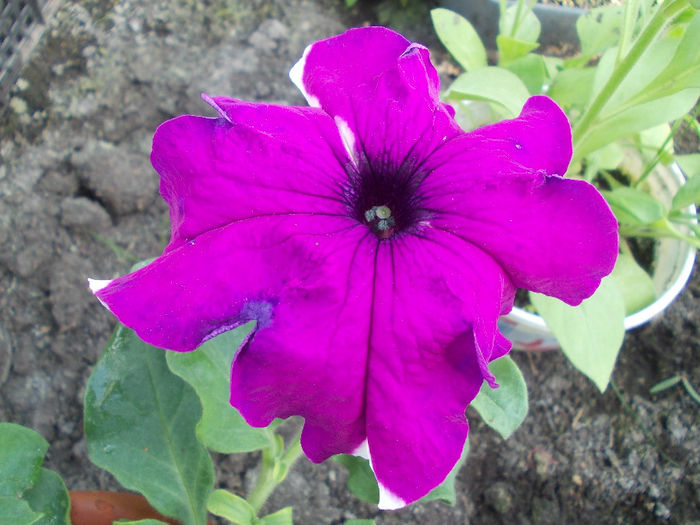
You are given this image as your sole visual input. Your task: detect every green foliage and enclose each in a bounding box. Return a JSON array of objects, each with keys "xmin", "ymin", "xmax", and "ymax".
[
  {"xmin": 531, "ymin": 277, "xmax": 626, "ymax": 392},
  {"xmin": 431, "ymin": 8, "xmax": 487, "ymax": 72},
  {"xmin": 433, "ymin": 0, "xmax": 700, "ymax": 392},
  {"xmin": 0, "ymin": 423, "xmax": 70, "ymax": 525},
  {"xmin": 470, "ymin": 356, "xmax": 528, "ymax": 439},
  {"xmin": 207, "ymin": 490, "xmax": 293, "ymax": 525},
  {"xmin": 84, "ymin": 325, "xmax": 214, "ymax": 525},
  {"xmin": 166, "ymin": 324, "xmax": 271, "ymax": 454}
]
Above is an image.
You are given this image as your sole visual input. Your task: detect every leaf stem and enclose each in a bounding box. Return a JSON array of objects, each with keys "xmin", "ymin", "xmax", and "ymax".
[
  {"xmin": 571, "ymin": 0, "xmax": 688, "ymax": 164},
  {"xmin": 247, "ymin": 429, "xmax": 303, "ymax": 514}
]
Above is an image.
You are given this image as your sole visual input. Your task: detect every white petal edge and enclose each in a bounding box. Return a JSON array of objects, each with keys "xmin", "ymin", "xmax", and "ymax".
[
  {"xmin": 88, "ymin": 278, "xmax": 111, "ymax": 293},
  {"xmin": 289, "ymin": 44, "xmax": 320, "ymax": 108},
  {"xmin": 334, "ymin": 115, "xmax": 358, "ymax": 166},
  {"xmin": 377, "ymin": 481, "xmax": 407, "ymax": 510},
  {"xmin": 356, "ymin": 439, "xmax": 408, "ymax": 510}
]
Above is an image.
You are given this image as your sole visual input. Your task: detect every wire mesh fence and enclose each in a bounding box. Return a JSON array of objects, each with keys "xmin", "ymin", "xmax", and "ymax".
[{"xmin": 0, "ymin": 0, "xmax": 48, "ymax": 113}]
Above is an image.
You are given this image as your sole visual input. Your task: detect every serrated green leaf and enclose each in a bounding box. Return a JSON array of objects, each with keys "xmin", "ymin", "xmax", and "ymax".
[
  {"xmin": 333, "ymin": 455, "xmax": 379, "ymax": 504},
  {"xmin": 207, "ymin": 490, "xmax": 256, "ymax": 525},
  {"xmin": 470, "ymin": 357, "xmax": 528, "ymax": 439},
  {"xmin": 530, "ymin": 277, "xmax": 626, "ymax": 392},
  {"xmin": 166, "ymin": 325, "xmax": 270, "ymax": 454},
  {"xmin": 261, "ymin": 506, "xmax": 293, "ymax": 525},
  {"xmin": 609, "ymin": 251, "xmax": 657, "ymax": 314},
  {"xmin": 431, "ymin": 8, "xmax": 487, "ymax": 72},
  {"xmin": 447, "ymin": 67, "xmax": 530, "ymax": 117},
  {"xmin": 84, "ymin": 325, "xmax": 214, "ymax": 525},
  {"xmin": 672, "ymin": 173, "xmax": 700, "ymax": 210},
  {"xmin": 603, "ymin": 186, "xmax": 667, "ymax": 226},
  {"xmin": 420, "ymin": 439, "xmax": 469, "ymax": 505}
]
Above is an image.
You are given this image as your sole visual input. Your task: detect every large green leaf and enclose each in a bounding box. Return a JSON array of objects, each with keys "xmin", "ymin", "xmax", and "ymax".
[
  {"xmin": 548, "ymin": 67, "xmax": 596, "ymax": 110},
  {"xmin": 610, "ymin": 252, "xmax": 657, "ymax": 314},
  {"xmin": 447, "ymin": 67, "xmax": 530, "ymax": 117},
  {"xmin": 0, "ymin": 424, "xmax": 70, "ymax": 525},
  {"xmin": 420, "ymin": 440, "xmax": 469, "ymax": 505},
  {"xmin": 603, "ymin": 186, "xmax": 667, "ymax": 227},
  {"xmin": 333, "ymin": 455, "xmax": 379, "ymax": 504},
  {"xmin": 504, "ymin": 54, "xmax": 547, "ymax": 94},
  {"xmin": 497, "ymin": 35, "xmax": 538, "ymax": 65},
  {"xmin": 0, "ymin": 423, "xmax": 45, "ymax": 525},
  {"xmin": 499, "ymin": 0, "xmax": 540, "ymax": 42},
  {"xmin": 530, "ymin": 277, "xmax": 626, "ymax": 392},
  {"xmin": 23, "ymin": 469, "xmax": 71, "ymax": 525},
  {"xmin": 673, "ymin": 171, "xmax": 700, "ymax": 210},
  {"xmin": 85, "ymin": 325, "xmax": 214, "ymax": 525},
  {"xmin": 430, "ymin": 8, "xmax": 487, "ymax": 72},
  {"xmin": 578, "ymin": 88, "xmax": 700, "ymax": 158},
  {"xmin": 470, "ymin": 356, "xmax": 528, "ymax": 439},
  {"xmin": 575, "ymin": 3, "xmax": 626, "ymax": 64},
  {"xmin": 166, "ymin": 324, "xmax": 270, "ymax": 454}
]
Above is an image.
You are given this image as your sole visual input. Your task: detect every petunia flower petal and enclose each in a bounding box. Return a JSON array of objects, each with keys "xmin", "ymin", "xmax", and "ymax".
[
  {"xmin": 93, "ymin": 215, "xmax": 358, "ymax": 352},
  {"xmin": 364, "ymin": 228, "xmax": 514, "ymax": 507},
  {"xmin": 291, "ymin": 27, "xmax": 461, "ymax": 170},
  {"xmin": 230, "ymin": 225, "xmax": 377, "ymax": 463},
  {"xmin": 151, "ymin": 99, "xmax": 350, "ymax": 253},
  {"xmin": 422, "ymin": 96, "xmax": 618, "ymax": 305}
]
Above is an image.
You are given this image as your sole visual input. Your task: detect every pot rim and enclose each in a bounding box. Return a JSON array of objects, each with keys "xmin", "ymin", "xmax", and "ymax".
[{"xmin": 509, "ymin": 162, "xmax": 697, "ymax": 331}]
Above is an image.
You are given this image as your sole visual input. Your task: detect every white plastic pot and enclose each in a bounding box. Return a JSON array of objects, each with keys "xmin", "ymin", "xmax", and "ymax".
[{"xmin": 499, "ymin": 162, "xmax": 697, "ymax": 351}]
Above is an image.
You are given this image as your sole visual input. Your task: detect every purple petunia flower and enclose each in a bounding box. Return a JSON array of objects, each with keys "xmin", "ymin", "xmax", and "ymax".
[{"xmin": 90, "ymin": 27, "xmax": 618, "ymax": 508}]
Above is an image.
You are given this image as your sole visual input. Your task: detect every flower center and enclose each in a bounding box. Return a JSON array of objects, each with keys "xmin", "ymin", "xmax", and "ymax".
[
  {"xmin": 364, "ymin": 205, "xmax": 396, "ymax": 239},
  {"xmin": 346, "ymin": 158, "xmax": 427, "ymax": 240}
]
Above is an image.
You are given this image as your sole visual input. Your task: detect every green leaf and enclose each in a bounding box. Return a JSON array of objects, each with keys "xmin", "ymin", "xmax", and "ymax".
[
  {"xmin": 530, "ymin": 277, "xmax": 626, "ymax": 392},
  {"xmin": 649, "ymin": 375, "xmax": 682, "ymax": 394},
  {"xmin": 114, "ymin": 518, "xmax": 168, "ymax": 525},
  {"xmin": 638, "ymin": 13, "xmax": 700, "ymax": 102},
  {"xmin": 431, "ymin": 8, "xmax": 487, "ymax": 72},
  {"xmin": 447, "ymin": 67, "xmax": 530, "ymax": 117},
  {"xmin": 499, "ymin": 1, "xmax": 541, "ymax": 42},
  {"xmin": 609, "ymin": 251, "xmax": 657, "ymax": 314},
  {"xmin": 0, "ymin": 424, "xmax": 70, "ymax": 525},
  {"xmin": 579, "ymin": 88, "xmax": 700, "ymax": 158},
  {"xmin": 333, "ymin": 455, "xmax": 379, "ymax": 504},
  {"xmin": 207, "ymin": 490, "xmax": 256, "ymax": 525},
  {"xmin": 84, "ymin": 325, "xmax": 215, "ymax": 525},
  {"xmin": 166, "ymin": 325, "xmax": 270, "ymax": 454},
  {"xmin": 470, "ymin": 356, "xmax": 528, "ymax": 439},
  {"xmin": 504, "ymin": 54, "xmax": 546, "ymax": 94},
  {"xmin": 497, "ymin": 35, "xmax": 538, "ymax": 65},
  {"xmin": 420, "ymin": 439, "xmax": 469, "ymax": 505},
  {"xmin": 603, "ymin": 186, "xmax": 667, "ymax": 227},
  {"xmin": 676, "ymin": 154, "xmax": 700, "ymax": 178},
  {"xmin": 548, "ymin": 67, "xmax": 595, "ymax": 110},
  {"xmin": 672, "ymin": 172, "xmax": 700, "ymax": 210},
  {"xmin": 22, "ymin": 469, "xmax": 70, "ymax": 525},
  {"xmin": 344, "ymin": 521, "xmax": 375, "ymax": 525},
  {"xmin": 261, "ymin": 506, "xmax": 293, "ymax": 525},
  {"xmin": 575, "ymin": 3, "xmax": 626, "ymax": 63}
]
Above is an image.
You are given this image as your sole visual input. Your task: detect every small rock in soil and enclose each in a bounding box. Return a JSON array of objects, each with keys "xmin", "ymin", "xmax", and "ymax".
[
  {"xmin": 49, "ymin": 253, "xmax": 94, "ymax": 331},
  {"xmin": 60, "ymin": 196, "xmax": 112, "ymax": 231},
  {"xmin": 71, "ymin": 140, "xmax": 157, "ymax": 216}
]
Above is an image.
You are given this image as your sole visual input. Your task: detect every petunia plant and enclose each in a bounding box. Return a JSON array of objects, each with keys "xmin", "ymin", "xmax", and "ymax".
[
  {"xmin": 432, "ymin": 0, "xmax": 699, "ymax": 391},
  {"xmin": 2, "ymin": 26, "xmax": 617, "ymax": 525}
]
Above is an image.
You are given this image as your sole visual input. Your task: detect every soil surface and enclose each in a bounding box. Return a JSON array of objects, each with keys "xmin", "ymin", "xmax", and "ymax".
[{"xmin": 1, "ymin": 1, "xmax": 698, "ymax": 524}]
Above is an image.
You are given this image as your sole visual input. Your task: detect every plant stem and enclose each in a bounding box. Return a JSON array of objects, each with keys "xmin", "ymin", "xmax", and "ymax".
[
  {"xmin": 634, "ymin": 104, "xmax": 700, "ymax": 188},
  {"xmin": 571, "ymin": 0, "xmax": 688, "ymax": 164},
  {"xmin": 247, "ymin": 429, "xmax": 303, "ymax": 514}
]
